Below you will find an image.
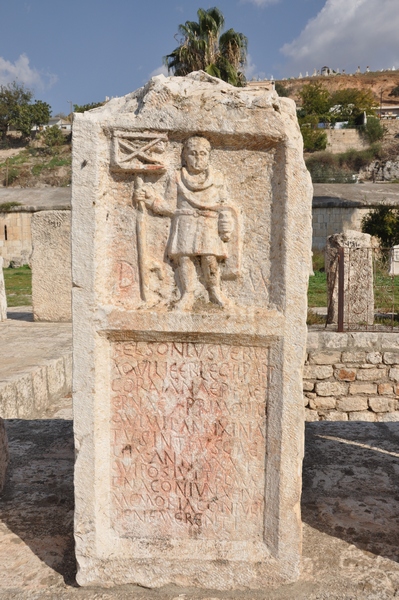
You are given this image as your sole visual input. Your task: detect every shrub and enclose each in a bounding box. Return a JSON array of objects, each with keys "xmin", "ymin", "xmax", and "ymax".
[
  {"xmin": 359, "ymin": 116, "xmax": 385, "ymax": 144},
  {"xmin": 362, "ymin": 206, "xmax": 399, "ymax": 247},
  {"xmin": 301, "ymin": 127, "xmax": 327, "ymax": 152},
  {"xmin": 40, "ymin": 125, "xmax": 65, "ymax": 149},
  {"xmin": 275, "ymin": 82, "xmax": 291, "ymax": 97}
]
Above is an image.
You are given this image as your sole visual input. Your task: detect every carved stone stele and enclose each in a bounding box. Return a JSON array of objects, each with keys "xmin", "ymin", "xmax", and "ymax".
[
  {"xmin": 326, "ymin": 230, "xmax": 374, "ymax": 326},
  {"xmin": 72, "ymin": 72, "xmax": 312, "ymax": 589},
  {"xmin": 0, "ymin": 257, "xmax": 7, "ymax": 322}
]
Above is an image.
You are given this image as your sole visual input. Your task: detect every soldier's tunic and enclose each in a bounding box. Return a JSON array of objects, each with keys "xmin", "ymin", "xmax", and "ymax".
[{"xmin": 154, "ymin": 166, "xmax": 231, "ymax": 260}]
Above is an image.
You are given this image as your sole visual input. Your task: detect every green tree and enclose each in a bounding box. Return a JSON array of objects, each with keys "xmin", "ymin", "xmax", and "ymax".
[
  {"xmin": 299, "ymin": 82, "xmax": 331, "ymax": 121},
  {"xmin": 0, "ymin": 81, "xmax": 32, "ymax": 138},
  {"xmin": 12, "ymin": 100, "xmax": 51, "ymax": 137},
  {"xmin": 0, "ymin": 82, "xmax": 51, "ymax": 139},
  {"xmin": 329, "ymin": 88, "xmax": 376, "ymax": 125},
  {"xmin": 389, "ymin": 85, "xmax": 399, "ymax": 97},
  {"xmin": 359, "ymin": 116, "xmax": 385, "ymax": 143},
  {"xmin": 362, "ymin": 206, "xmax": 399, "ymax": 247},
  {"xmin": 164, "ymin": 7, "xmax": 248, "ymax": 87}
]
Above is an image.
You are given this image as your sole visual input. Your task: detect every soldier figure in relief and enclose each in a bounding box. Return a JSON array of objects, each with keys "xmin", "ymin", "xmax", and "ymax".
[{"xmin": 136, "ymin": 136, "xmax": 237, "ymax": 310}]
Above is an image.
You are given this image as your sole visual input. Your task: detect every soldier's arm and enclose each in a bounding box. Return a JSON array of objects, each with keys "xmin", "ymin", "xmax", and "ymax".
[{"xmin": 136, "ymin": 175, "xmax": 176, "ymax": 217}]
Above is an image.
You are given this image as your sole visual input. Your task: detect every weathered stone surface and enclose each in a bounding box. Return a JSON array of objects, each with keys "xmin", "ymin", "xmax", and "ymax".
[
  {"xmin": 309, "ymin": 396, "xmax": 336, "ymax": 410},
  {"xmin": 366, "ymin": 351, "xmax": 382, "ymax": 364},
  {"xmin": 349, "ymin": 382, "xmax": 377, "ymax": 395},
  {"xmin": 342, "ymin": 351, "xmax": 366, "ymax": 363},
  {"xmin": 369, "ymin": 397, "xmax": 397, "ymax": 413},
  {"xmin": 304, "ymin": 408, "xmax": 319, "ymax": 422},
  {"xmin": 326, "ymin": 230, "xmax": 374, "ymax": 326},
  {"xmin": 72, "ymin": 72, "xmax": 312, "ymax": 589},
  {"xmin": 0, "ymin": 257, "xmax": 7, "ymax": 322},
  {"xmin": 303, "ymin": 365, "xmax": 333, "ymax": 379},
  {"xmin": 336, "ymin": 396, "xmax": 368, "ymax": 412},
  {"xmin": 315, "ymin": 381, "xmax": 347, "ymax": 396},
  {"xmin": 378, "ymin": 382, "xmax": 394, "ymax": 395},
  {"xmin": 389, "ymin": 367, "xmax": 399, "ymax": 382},
  {"xmin": 309, "ymin": 351, "xmax": 341, "ymax": 364},
  {"xmin": 377, "ymin": 411, "xmax": 399, "ymax": 422},
  {"xmin": 389, "ymin": 244, "xmax": 399, "ymax": 275},
  {"xmin": 0, "ymin": 417, "xmax": 8, "ymax": 492},
  {"xmin": 383, "ymin": 352, "xmax": 399, "ymax": 364},
  {"xmin": 31, "ymin": 210, "xmax": 71, "ymax": 322},
  {"xmin": 356, "ymin": 367, "xmax": 386, "ymax": 381},
  {"xmin": 348, "ymin": 410, "xmax": 376, "ymax": 421},
  {"xmin": 303, "ymin": 381, "xmax": 314, "ymax": 392},
  {"xmin": 335, "ymin": 367, "xmax": 356, "ymax": 381},
  {"xmin": 322, "ymin": 411, "xmax": 348, "ymax": 421}
]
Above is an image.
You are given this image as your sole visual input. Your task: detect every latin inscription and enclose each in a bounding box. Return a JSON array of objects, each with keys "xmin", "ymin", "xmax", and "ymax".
[{"xmin": 111, "ymin": 341, "xmax": 268, "ymax": 540}]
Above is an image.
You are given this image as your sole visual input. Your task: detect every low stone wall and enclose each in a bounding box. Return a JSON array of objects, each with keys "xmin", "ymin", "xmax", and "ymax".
[
  {"xmin": 305, "ymin": 331, "xmax": 399, "ymax": 421},
  {"xmin": 0, "ymin": 353, "xmax": 72, "ymax": 419},
  {"xmin": 325, "ymin": 129, "xmax": 369, "ymax": 153}
]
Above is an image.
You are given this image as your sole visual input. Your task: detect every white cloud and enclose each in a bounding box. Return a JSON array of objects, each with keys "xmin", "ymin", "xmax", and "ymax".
[
  {"xmin": 244, "ymin": 53, "xmax": 266, "ymax": 81},
  {"xmin": 149, "ymin": 65, "xmax": 169, "ymax": 79},
  {"xmin": 281, "ymin": 0, "xmax": 399, "ymax": 74},
  {"xmin": 0, "ymin": 54, "xmax": 57, "ymax": 90},
  {"xmin": 242, "ymin": 0, "xmax": 280, "ymax": 5}
]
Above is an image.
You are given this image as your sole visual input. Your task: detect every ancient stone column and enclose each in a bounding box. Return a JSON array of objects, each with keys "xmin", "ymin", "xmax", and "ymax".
[
  {"xmin": 389, "ymin": 245, "xmax": 399, "ymax": 276},
  {"xmin": 72, "ymin": 72, "xmax": 312, "ymax": 589},
  {"xmin": 0, "ymin": 418, "xmax": 8, "ymax": 493},
  {"xmin": 326, "ymin": 230, "xmax": 374, "ymax": 326},
  {"xmin": 0, "ymin": 257, "xmax": 7, "ymax": 321},
  {"xmin": 31, "ymin": 210, "xmax": 71, "ymax": 322}
]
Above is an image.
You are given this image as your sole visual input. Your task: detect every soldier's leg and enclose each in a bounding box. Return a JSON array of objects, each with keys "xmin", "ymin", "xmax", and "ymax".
[
  {"xmin": 175, "ymin": 256, "xmax": 196, "ymax": 310},
  {"xmin": 201, "ymin": 255, "xmax": 230, "ymax": 307}
]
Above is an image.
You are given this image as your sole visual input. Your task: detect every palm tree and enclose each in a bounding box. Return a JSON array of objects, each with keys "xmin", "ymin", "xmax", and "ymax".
[{"xmin": 164, "ymin": 7, "xmax": 248, "ymax": 87}]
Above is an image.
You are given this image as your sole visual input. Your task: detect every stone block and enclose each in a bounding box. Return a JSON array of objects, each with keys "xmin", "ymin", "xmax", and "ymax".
[
  {"xmin": 0, "ymin": 418, "xmax": 8, "ymax": 493},
  {"xmin": 369, "ymin": 397, "xmax": 397, "ymax": 413},
  {"xmin": 14, "ymin": 374, "xmax": 34, "ymax": 419},
  {"xmin": 32, "ymin": 366, "xmax": 49, "ymax": 415},
  {"xmin": 303, "ymin": 365, "xmax": 333, "ymax": 379},
  {"xmin": 366, "ymin": 352, "xmax": 382, "ymax": 364},
  {"xmin": 303, "ymin": 381, "xmax": 314, "ymax": 392},
  {"xmin": 305, "ymin": 409, "xmax": 319, "ymax": 422},
  {"xmin": 349, "ymin": 382, "xmax": 377, "ymax": 395},
  {"xmin": 315, "ymin": 381, "xmax": 348, "ymax": 397},
  {"xmin": 322, "ymin": 411, "xmax": 348, "ymax": 422},
  {"xmin": 31, "ymin": 210, "xmax": 71, "ymax": 322},
  {"xmin": 377, "ymin": 412, "xmax": 399, "ymax": 422},
  {"xmin": 335, "ymin": 368, "xmax": 356, "ymax": 381},
  {"xmin": 47, "ymin": 357, "xmax": 66, "ymax": 399},
  {"xmin": 309, "ymin": 351, "xmax": 341, "ymax": 365},
  {"xmin": 336, "ymin": 396, "xmax": 368, "ymax": 412},
  {"xmin": 309, "ymin": 396, "xmax": 336, "ymax": 410},
  {"xmin": 383, "ymin": 352, "xmax": 399, "ymax": 365},
  {"xmin": 378, "ymin": 383, "xmax": 394, "ymax": 395},
  {"xmin": 303, "ymin": 395, "xmax": 309, "ymax": 407},
  {"xmin": 356, "ymin": 367, "xmax": 386, "ymax": 381},
  {"xmin": 389, "ymin": 368, "xmax": 399, "ymax": 382},
  {"xmin": 0, "ymin": 382, "xmax": 18, "ymax": 419},
  {"xmin": 342, "ymin": 351, "xmax": 366, "ymax": 363},
  {"xmin": 72, "ymin": 73, "xmax": 312, "ymax": 589},
  {"xmin": 349, "ymin": 411, "xmax": 376, "ymax": 422}
]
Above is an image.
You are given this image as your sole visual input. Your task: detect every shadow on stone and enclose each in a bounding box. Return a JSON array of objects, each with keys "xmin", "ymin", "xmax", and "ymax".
[
  {"xmin": 6, "ymin": 309, "xmax": 34, "ymax": 322},
  {"xmin": 302, "ymin": 421, "xmax": 399, "ymax": 563},
  {"xmin": 0, "ymin": 418, "xmax": 76, "ymax": 585}
]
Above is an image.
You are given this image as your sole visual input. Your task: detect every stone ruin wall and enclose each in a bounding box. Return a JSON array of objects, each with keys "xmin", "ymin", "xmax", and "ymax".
[{"xmin": 304, "ymin": 331, "xmax": 399, "ymax": 422}]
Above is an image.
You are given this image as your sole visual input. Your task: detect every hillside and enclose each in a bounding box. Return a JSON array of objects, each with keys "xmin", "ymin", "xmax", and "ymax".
[{"xmin": 274, "ymin": 71, "xmax": 399, "ymax": 107}]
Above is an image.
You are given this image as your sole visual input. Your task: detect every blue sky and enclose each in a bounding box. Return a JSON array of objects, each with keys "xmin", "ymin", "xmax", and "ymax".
[{"xmin": 1, "ymin": 0, "xmax": 398, "ymax": 116}]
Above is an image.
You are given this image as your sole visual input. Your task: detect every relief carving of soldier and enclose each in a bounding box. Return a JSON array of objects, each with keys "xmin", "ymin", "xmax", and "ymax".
[{"xmin": 135, "ymin": 136, "xmax": 239, "ymax": 310}]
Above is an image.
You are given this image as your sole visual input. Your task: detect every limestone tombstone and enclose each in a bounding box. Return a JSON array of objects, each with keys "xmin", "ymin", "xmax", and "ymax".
[
  {"xmin": 0, "ymin": 257, "xmax": 7, "ymax": 321},
  {"xmin": 31, "ymin": 210, "xmax": 71, "ymax": 322},
  {"xmin": 72, "ymin": 72, "xmax": 312, "ymax": 589},
  {"xmin": 0, "ymin": 418, "xmax": 8, "ymax": 493},
  {"xmin": 389, "ymin": 245, "xmax": 399, "ymax": 276},
  {"xmin": 326, "ymin": 230, "xmax": 374, "ymax": 326}
]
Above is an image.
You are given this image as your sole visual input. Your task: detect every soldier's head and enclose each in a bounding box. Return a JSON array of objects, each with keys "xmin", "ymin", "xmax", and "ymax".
[{"xmin": 183, "ymin": 136, "xmax": 211, "ymax": 174}]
